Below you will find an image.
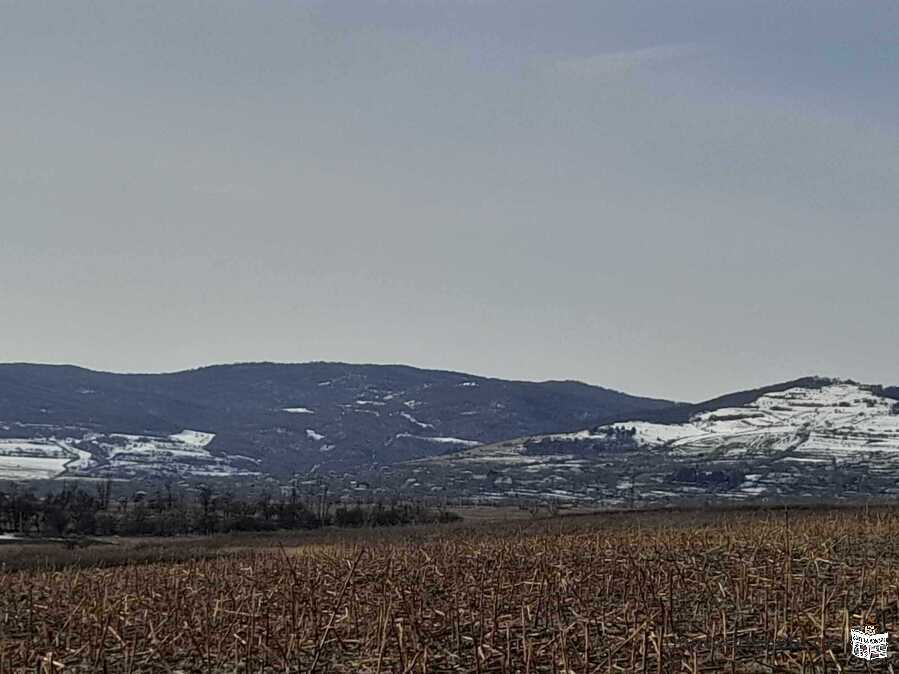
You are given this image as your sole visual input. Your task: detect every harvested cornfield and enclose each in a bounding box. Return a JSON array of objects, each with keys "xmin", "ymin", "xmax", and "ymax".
[{"xmin": 2, "ymin": 507, "xmax": 899, "ymax": 672}]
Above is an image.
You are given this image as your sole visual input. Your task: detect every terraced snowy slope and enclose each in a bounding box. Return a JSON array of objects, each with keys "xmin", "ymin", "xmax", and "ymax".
[
  {"xmin": 401, "ymin": 380, "xmax": 899, "ymax": 505},
  {"xmin": 596, "ymin": 382, "xmax": 899, "ymax": 459}
]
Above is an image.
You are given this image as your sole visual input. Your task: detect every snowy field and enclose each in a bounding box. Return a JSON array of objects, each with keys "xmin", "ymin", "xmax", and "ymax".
[
  {"xmin": 0, "ymin": 456, "xmax": 71, "ymax": 480},
  {"xmin": 407, "ymin": 381, "xmax": 899, "ymax": 506},
  {"xmin": 0, "ymin": 429, "xmax": 251, "ymax": 480},
  {"xmin": 0, "ymin": 439, "xmax": 93, "ymax": 479}
]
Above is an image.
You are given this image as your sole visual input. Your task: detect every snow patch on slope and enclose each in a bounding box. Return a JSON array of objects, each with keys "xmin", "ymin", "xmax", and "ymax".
[
  {"xmin": 169, "ymin": 430, "xmax": 215, "ymax": 447},
  {"xmin": 400, "ymin": 412, "xmax": 433, "ymax": 429},
  {"xmin": 395, "ymin": 433, "xmax": 480, "ymax": 447}
]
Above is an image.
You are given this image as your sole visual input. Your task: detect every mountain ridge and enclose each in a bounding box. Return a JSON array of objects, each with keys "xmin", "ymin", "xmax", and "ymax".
[
  {"xmin": 0, "ymin": 361, "xmax": 672, "ymax": 481},
  {"xmin": 0, "ymin": 360, "xmax": 650, "ymax": 391}
]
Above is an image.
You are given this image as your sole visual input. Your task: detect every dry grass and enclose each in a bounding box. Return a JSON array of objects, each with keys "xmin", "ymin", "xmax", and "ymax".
[{"xmin": 2, "ymin": 506, "xmax": 899, "ymax": 672}]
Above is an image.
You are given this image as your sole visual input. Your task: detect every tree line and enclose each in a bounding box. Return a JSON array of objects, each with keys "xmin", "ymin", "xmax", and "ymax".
[{"xmin": 0, "ymin": 482, "xmax": 459, "ymax": 538}]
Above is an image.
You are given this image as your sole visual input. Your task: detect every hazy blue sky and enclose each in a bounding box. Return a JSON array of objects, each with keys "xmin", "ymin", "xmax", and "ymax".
[{"xmin": 2, "ymin": 1, "xmax": 897, "ymax": 401}]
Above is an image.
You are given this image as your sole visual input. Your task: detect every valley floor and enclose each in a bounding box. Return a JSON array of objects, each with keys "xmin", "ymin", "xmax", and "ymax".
[{"xmin": 2, "ymin": 505, "xmax": 898, "ymax": 672}]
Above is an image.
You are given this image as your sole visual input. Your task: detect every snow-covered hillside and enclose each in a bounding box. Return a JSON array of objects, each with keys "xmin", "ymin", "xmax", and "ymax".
[
  {"xmin": 402, "ymin": 380, "xmax": 899, "ymax": 506},
  {"xmin": 0, "ymin": 430, "xmax": 253, "ymax": 481},
  {"xmin": 592, "ymin": 382, "xmax": 899, "ymax": 458}
]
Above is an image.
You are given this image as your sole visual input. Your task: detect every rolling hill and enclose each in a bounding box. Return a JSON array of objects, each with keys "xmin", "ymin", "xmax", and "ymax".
[
  {"xmin": 398, "ymin": 377, "xmax": 899, "ymax": 505},
  {"xmin": 0, "ymin": 362, "xmax": 672, "ymax": 481}
]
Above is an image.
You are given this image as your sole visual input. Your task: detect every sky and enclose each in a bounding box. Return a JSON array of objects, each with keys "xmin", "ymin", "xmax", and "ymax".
[{"xmin": 1, "ymin": 1, "xmax": 898, "ymax": 402}]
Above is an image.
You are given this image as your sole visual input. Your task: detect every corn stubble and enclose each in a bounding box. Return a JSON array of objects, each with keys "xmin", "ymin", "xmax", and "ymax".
[{"xmin": 2, "ymin": 508, "xmax": 899, "ymax": 672}]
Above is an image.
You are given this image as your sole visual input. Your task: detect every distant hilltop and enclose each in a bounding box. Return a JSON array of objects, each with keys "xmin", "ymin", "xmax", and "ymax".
[{"xmin": 0, "ymin": 361, "xmax": 671, "ymax": 481}]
